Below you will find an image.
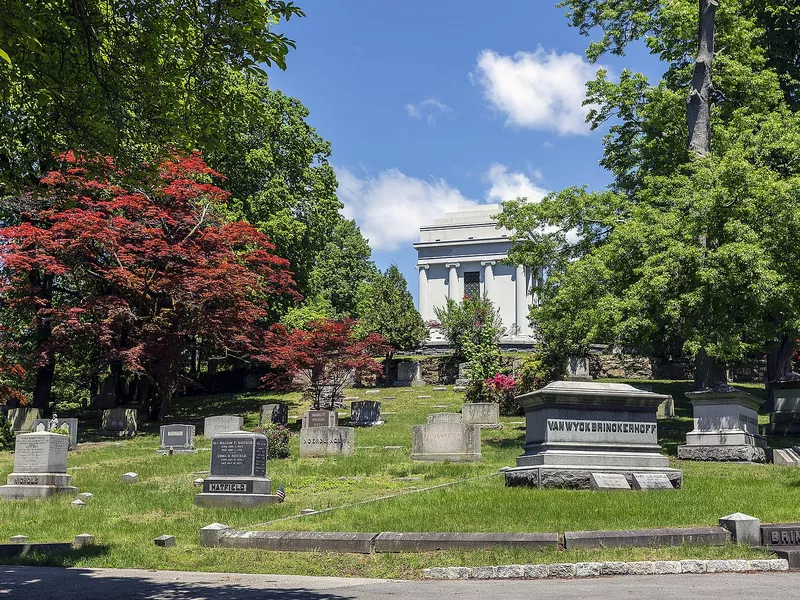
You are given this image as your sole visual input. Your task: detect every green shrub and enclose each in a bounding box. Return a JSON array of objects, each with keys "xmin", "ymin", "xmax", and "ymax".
[
  {"xmin": 0, "ymin": 414, "xmax": 13, "ymax": 451},
  {"xmin": 517, "ymin": 352, "xmax": 553, "ymax": 394},
  {"xmin": 253, "ymin": 422, "xmax": 292, "ymax": 459}
]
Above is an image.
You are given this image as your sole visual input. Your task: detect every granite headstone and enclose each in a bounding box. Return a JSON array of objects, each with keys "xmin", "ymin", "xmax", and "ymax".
[
  {"xmin": 100, "ymin": 408, "xmax": 138, "ymax": 437},
  {"xmin": 33, "ymin": 417, "xmax": 78, "ymax": 447},
  {"xmin": 411, "ymin": 422, "xmax": 482, "ymax": 462},
  {"xmin": 0, "ymin": 432, "xmax": 77, "ymax": 499},
  {"xmin": 349, "ymin": 401, "xmax": 383, "ymax": 427},
  {"xmin": 203, "ymin": 415, "xmax": 244, "ymax": 439},
  {"xmin": 194, "ymin": 431, "xmax": 279, "ymax": 508},
  {"xmin": 299, "ymin": 426, "xmax": 355, "ymax": 457},
  {"xmin": 259, "ymin": 404, "xmax": 288, "ymax": 426},
  {"xmin": 7, "ymin": 408, "xmax": 41, "ymax": 434},
  {"xmin": 461, "ymin": 403, "xmax": 500, "ymax": 428},
  {"xmin": 301, "ymin": 410, "xmax": 338, "ymax": 429},
  {"xmin": 158, "ymin": 424, "xmax": 196, "ymax": 454}
]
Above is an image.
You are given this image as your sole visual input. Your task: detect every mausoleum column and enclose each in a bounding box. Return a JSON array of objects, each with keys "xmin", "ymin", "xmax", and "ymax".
[
  {"xmin": 446, "ymin": 262, "xmax": 460, "ymax": 301},
  {"xmin": 515, "ymin": 264, "xmax": 527, "ymax": 334},
  {"xmin": 416, "ymin": 264, "xmax": 429, "ymax": 321},
  {"xmin": 481, "ymin": 261, "xmax": 495, "ymax": 302}
]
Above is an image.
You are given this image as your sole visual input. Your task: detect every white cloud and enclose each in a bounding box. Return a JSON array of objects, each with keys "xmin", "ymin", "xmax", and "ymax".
[
  {"xmin": 404, "ymin": 98, "xmax": 452, "ymax": 123},
  {"xmin": 336, "ymin": 167, "xmax": 475, "ymax": 252},
  {"xmin": 338, "ymin": 163, "xmax": 552, "ymax": 252},
  {"xmin": 485, "ymin": 163, "xmax": 548, "ymax": 204},
  {"xmin": 473, "ymin": 47, "xmax": 601, "ymax": 135}
]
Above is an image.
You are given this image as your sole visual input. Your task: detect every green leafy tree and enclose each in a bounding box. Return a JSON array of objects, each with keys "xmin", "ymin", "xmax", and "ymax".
[
  {"xmin": 209, "ymin": 75, "xmax": 343, "ymax": 300},
  {"xmin": 309, "ymin": 220, "xmax": 380, "ymax": 316},
  {"xmin": 356, "ymin": 265, "xmax": 428, "ymax": 367},
  {"xmin": 0, "ymin": 0, "xmax": 304, "ymax": 193},
  {"xmin": 281, "ymin": 295, "xmax": 335, "ymax": 331},
  {"xmin": 432, "ymin": 296, "xmax": 505, "ymax": 363},
  {"xmin": 499, "ymin": 0, "xmax": 800, "ymax": 388}
]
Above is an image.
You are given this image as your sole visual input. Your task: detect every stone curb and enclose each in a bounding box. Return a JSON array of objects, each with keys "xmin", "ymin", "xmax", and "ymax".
[{"xmin": 422, "ymin": 559, "xmax": 789, "ymax": 580}]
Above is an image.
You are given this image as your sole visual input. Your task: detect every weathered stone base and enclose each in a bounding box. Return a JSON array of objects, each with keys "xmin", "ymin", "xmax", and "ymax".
[
  {"xmin": 0, "ymin": 484, "xmax": 78, "ymax": 499},
  {"xmin": 194, "ymin": 493, "xmax": 282, "ymax": 508},
  {"xmin": 678, "ymin": 445, "xmax": 766, "ymax": 462},
  {"xmin": 349, "ymin": 421, "xmax": 384, "ymax": 427},
  {"xmin": 411, "ymin": 452, "xmax": 482, "ymax": 462},
  {"xmin": 157, "ymin": 448, "xmax": 197, "ymax": 455},
  {"xmin": 503, "ymin": 466, "xmax": 683, "ymax": 490}
]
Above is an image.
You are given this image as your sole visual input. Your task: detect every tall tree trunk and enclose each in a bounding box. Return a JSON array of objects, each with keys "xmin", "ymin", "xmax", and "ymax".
[
  {"xmin": 157, "ymin": 389, "xmax": 171, "ymax": 421},
  {"xmin": 765, "ymin": 330, "xmax": 797, "ymax": 411},
  {"xmin": 30, "ymin": 271, "xmax": 55, "ymax": 415},
  {"xmin": 687, "ymin": 0, "xmax": 718, "ymax": 157},
  {"xmin": 693, "ymin": 351, "xmax": 727, "ymax": 389}
]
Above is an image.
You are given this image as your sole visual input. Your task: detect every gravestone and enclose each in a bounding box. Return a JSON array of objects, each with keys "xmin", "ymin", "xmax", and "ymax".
[
  {"xmin": 766, "ymin": 375, "xmax": 800, "ymax": 436},
  {"xmin": 299, "ymin": 426, "xmax": 355, "ymax": 457},
  {"xmin": 566, "ymin": 356, "xmax": 592, "ymax": 381},
  {"xmin": 657, "ymin": 395, "xmax": 676, "ymax": 418},
  {"xmin": 33, "ymin": 416, "xmax": 78, "ymax": 447},
  {"xmin": 678, "ymin": 386, "xmax": 766, "ymax": 462},
  {"xmin": 0, "ymin": 432, "xmax": 77, "ymax": 499},
  {"xmin": 504, "ymin": 381, "xmax": 682, "ymax": 490},
  {"xmin": 411, "ymin": 422, "xmax": 481, "ymax": 462},
  {"xmin": 100, "ymin": 408, "xmax": 138, "ymax": 437},
  {"xmin": 7, "ymin": 408, "xmax": 41, "ymax": 434},
  {"xmin": 158, "ymin": 424, "xmax": 196, "ymax": 454},
  {"xmin": 395, "ymin": 361, "xmax": 425, "ymax": 387},
  {"xmin": 456, "ymin": 363, "xmax": 469, "ymax": 386},
  {"xmin": 762, "ymin": 523, "xmax": 800, "ymax": 547},
  {"xmin": 203, "ymin": 415, "xmax": 244, "ymax": 439},
  {"xmin": 589, "ymin": 473, "xmax": 631, "ymax": 491},
  {"xmin": 631, "ymin": 472, "xmax": 674, "ymax": 490},
  {"xmin": 349, "ymin": 401, "xmax": 383, "ymax": 427},
  {"xmin": 461, "ymin": 403, "xmax": 500, "ymax": 428},
  {"xmin": 194, "ymin": 431, "xmax": 280, "ymax": 508},
  {"xmin": 301, "ymin": 410, "xmax": 338, "ymax": 429},
  {"xmin": 427, "ymin": 412, "xmax": 461, "ymax": 424},
  {"xmin": 259, "ymin": 404, "xmax": 288, "ymax": 426}
]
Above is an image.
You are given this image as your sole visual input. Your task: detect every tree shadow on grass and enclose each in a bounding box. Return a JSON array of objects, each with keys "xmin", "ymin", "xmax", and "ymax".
[
  {"xmin": 0, "ymin": 564, "xmax": 363, "ymax": 600},
  {"xmin": 0, "ymin": 543, "xmax": 110, "ymax": 567}
]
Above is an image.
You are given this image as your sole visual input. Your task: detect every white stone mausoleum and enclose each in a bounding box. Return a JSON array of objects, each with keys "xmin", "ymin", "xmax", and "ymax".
[{"xmin": 414, "ymin": 205, "xmax": 536, "ymax": 345}]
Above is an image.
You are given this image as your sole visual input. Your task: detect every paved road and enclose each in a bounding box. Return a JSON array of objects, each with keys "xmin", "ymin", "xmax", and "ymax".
[{"xmin": 1, "ymin": 566, "xmax": 798, "ymax": 599}]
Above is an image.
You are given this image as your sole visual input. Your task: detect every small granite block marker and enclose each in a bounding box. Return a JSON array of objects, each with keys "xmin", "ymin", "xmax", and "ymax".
[
  {"xmin": 100, "ymin": 408, "xmax": 138, "ymax": 437},
  {"xmin": 349, "ymin": 401, "xmax": 383, "ymax": 427},
  {"xmin": 203, "ymin": 415, "xmax": 244, "ymax": 439},
  {"xmin": 195, "ymin": 431, "xmax": 281, "ymax": 508},
  {"xmin": 71, "ymin": 498, "xmax": 86, "ymax": 508},
  {"xmin": 0, "ymin": 432, "xmax": 77, "ymax": 499},
  {"xmin": 77, "ymin": 492, "xmax": 93, "ymax": 501},
  {"xmin": 411, "ymin": 422, "xmax": 482, "ymax": 462},
  {"xmin": 719, "ymin": 513, "xmax": 761, "ymax": 545},
  {"xmin": 74, "ymin": 534, "xmax": 95, "ymax": 548},
  {"xmin": 154, "ymin": 535, "xmax": 176, "ymax": 548},
  {"xmin": 158, "ymin": 424, "xmax": 196, "ymax": 454},
  {"xmin": 260, "ymin": 404, "xmax": 288, "ymax": 426},
  {"xmin": 365, "ymin": 389, "xmax": 381, "ymax": 395},
  {"xmin": 10, "ymin": 536, "xmax": 28, "ymax": 544},
  {"xmin": 122, "ymin": 472, "xmax": 138, "ymax": 484},
  {"xmin": 301, "ymin": 410, "xmax": 338, "ymax": 429},
  {"xmin": 193, "ymin": 478, "xmax": 204, "ymax": 487},
  {"xmin": 631, "ymin": 473, "xmax": 673, "ymax": 490},
  {"xmin": 590, "ymin": 473, "xmax": 631, "ymax": 491},
  {"xmin": 299, "ymin": 426, "xmax": 355, "ymax": 457}
]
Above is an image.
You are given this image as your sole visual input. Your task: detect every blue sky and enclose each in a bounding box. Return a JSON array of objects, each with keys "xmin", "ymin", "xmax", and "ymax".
[{"xmin": 268, "ymin": 1, "xmax": 665, "ymax": 301}]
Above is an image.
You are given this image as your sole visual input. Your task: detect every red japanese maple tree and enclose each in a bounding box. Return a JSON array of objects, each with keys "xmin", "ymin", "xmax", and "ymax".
[
  {"xmin": 0, "ymin": 151, "xmax": 298, "ymax": 419},
  {"xmin": 261, "ymin": 318, "xmax": 389, "ymax": 409}
]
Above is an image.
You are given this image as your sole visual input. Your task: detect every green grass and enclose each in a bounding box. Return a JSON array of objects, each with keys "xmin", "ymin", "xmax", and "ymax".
[{"xmin": 0, "ymin": 383, "xmax": 791, "ymax": 578}]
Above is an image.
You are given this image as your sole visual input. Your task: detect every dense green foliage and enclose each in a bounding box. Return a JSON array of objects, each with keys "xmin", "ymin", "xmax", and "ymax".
[
  {"xmin": 356, "ymin": 266, "xmax": 427, "ymax": 357},
  {"xmin": 499, "ymin": 0, "xmax": 800, "ymax": 379},
  {"xmin": 210, "ymin": 75, "xmax": 344, "ymax": 300},
  {"xmin": 309, "ymin": 220, "xmax": 380, "ymax": 316},
  {"xmin": 432, "ymin": 296, "xmax": 505, "ymax": 363},
  {"xmin": 0, "ymin": 0, "xmax": 303, "ymax": 196},
  {"xmin": 0, "ymin": 414, "xmax": 12, "ymax": 451},
  {"xmin": 253, "ymin": 422, "xmax": 293, "ymax": 459}
]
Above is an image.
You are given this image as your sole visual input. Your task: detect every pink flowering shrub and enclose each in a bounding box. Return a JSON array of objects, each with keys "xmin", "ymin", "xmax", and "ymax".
[{"xmin": 483, "ymin": 373, "xmax": 521, "ymax": 416}]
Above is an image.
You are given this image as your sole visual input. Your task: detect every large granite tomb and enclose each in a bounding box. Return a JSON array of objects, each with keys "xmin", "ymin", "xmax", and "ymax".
[{"xmin": 504, "ymin": 381, "xmax": 682, "ymax": 489}]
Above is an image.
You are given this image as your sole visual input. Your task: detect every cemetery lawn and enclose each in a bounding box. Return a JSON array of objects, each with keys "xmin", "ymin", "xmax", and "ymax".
[{"xmin": 0, "ymin": 381, "xmax": 789, "ymax": 579}]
